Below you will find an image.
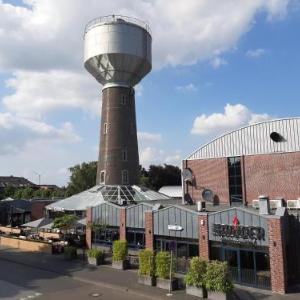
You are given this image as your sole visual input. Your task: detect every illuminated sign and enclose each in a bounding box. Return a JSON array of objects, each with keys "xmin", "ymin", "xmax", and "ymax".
[{"xmin": 168, "ymin": 225, "xmax": 183, "ymax": 231}]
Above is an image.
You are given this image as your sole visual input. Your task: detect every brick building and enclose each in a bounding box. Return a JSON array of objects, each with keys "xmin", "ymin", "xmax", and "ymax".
[
  {"xmin": 183, "ymin": 118, "xmax": 300, "ymax": 205},
  {"xmin": 85, "ymin": 118, "xmax": 300, "ymax": 294}
]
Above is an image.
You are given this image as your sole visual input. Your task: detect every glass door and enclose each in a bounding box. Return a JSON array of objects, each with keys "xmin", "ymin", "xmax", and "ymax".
[{"xmin": 224, "ymin": 248, "xmax": 239, "ymax": 282}]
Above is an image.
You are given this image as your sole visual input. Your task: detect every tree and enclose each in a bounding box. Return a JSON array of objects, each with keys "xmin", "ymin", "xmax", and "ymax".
[
  {"xmin": 52, "ymin": 214, "xmax": 78, "ymax": 233},
  {"xmin": 141, "ymin": 164, "xmax": 181, "ymax": 191},
  {"xmin": 4, "ymin": 186, "xmax": 16, "ymax": 198},
  {"xmin": 66, "ymin": 161, "xmax": 97, "ymax": 196},
  {"xmin": 21, "ymin": 187, "xmax": 34, "ymax": 199}
]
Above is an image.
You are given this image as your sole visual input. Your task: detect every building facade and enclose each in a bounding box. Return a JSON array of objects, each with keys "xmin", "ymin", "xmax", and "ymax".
[{"xmin": 183, "ymin": 118, "xmax": 300, "ymax": 205}]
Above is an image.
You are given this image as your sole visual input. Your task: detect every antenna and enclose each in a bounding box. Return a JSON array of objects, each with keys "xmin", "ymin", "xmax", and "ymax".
[{"xmin": 34, "ymin": 171, "xmax": 42, "ymax": 185}]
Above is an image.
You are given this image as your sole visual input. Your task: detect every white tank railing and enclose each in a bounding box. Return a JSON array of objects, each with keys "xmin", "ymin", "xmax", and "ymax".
[{"xmin": 84, "ymin": 15, "xmax": 151, "ymax": 34}]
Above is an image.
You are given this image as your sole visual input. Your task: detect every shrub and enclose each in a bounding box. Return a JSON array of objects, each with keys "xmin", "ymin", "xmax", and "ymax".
[
  {"xmin": 185, "ymin": 257, "xmax": 207, "ymax": 288},
  {"xmin": 204, "ymin": 261, "xmax": 233, "ymax": 293},
  {"xmin": 112, "ymin": 240, "xmax": 128, "ymax": 262},
  {"xmin": 64, "ymin": 246, "xmax": 77, "ymax": 260},
  {"xmin": 155, "ymin": 251, "xmax": 175, "ymax": 279},
  {"xmin": 139, "ymin": 249, "xmax": 155, "ymax": 277},
  {"xmin": 87, "ymin": 248, "xmax": 104, "ymax": 260}
]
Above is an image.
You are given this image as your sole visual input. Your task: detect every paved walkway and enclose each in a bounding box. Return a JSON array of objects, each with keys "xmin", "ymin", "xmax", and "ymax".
[{"xmin": 0, "ymin": 245, "xmax": 299, "ymax": 300}]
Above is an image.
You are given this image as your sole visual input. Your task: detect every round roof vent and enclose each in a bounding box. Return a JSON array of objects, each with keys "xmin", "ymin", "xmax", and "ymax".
[{"xmin": 270, "ymin": 132, "xmax": 284, "ymax": 142}]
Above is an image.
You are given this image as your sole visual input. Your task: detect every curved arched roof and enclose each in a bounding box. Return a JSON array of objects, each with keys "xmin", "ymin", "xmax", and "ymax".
[{"xmin": 186, "ymin": 117, "xmax": 300, "ymax": 160}]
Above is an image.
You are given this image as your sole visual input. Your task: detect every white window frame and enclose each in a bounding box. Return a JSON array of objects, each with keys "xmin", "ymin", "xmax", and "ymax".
[
  {"xmin": 103, "ymin": 123, "xmax": 108, "ymax": 134},
  {"xmin": 100, "ymin": 170, "xmax": 106, "ymax": 184}
]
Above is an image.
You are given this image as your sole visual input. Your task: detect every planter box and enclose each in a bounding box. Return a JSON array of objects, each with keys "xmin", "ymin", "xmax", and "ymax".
[
  {"xmin": 112, "ymin": 260, "xmax": 129, "ymax": 270},
  {"xmin": 88, "ymin": 256, "xmax": 104, "ymax": 266},
  {"xmin": 138, "ymin": 274, "xmax": 156, "ymax": 286},
  {"xmin": 186, "ymin": 285, "xmax": 207, "ymax": 298},
  {"xmin": 156, "ymin": 278, "xmax": 178, "ymax": 291},
  {"xmin": 208, "ymin": 291, "xmax": 232, "ymax": 300}
]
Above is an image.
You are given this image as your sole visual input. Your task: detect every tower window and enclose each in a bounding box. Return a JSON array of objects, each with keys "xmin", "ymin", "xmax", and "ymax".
[
  {"xmin": 121, "ymin": 95, "xmax": 127, "ymax": 105},
  {"xmin": 100, "ymin": 170, "xmax": 106, "ymax": 184},
  {"xmin": 103, "ymin": 123, "xmax": 108, "ymax": 134},
  {"xmin": 122, "ymin": 170, "xmax": 129, "ymax": 184},
  {"xmin": 122, "ymin": 148, "xmax": 128, "ymax": 161}
]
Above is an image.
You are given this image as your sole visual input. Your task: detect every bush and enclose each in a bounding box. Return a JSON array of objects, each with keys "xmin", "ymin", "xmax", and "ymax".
[
  {"xmin": 139, "ymin": 249, "xmax": 155, "ymax": 277},
  {"xmin": 112, "ymin": 240, "xmax": 127, "ymax": 262},
  {"xmin": 155, "ymin": 251, "xmax": 175, "ymax": 279},
  {"xmin": 64, "ymin": 246, "xmax": 77, "ymax": 260},
  {"xmin": 87, "ymin": 248, "xmax": 104, "ymax": 259},
  {"xmin": 185, "ymin": 257, "xmax": 207, "ymax": 288},
  {"xmin": 205, "ymin": 261, "xmax": 233, "ymax": 293}
]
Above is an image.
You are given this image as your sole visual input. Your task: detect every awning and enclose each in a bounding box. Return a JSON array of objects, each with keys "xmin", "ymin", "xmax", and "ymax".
[{"xmin": 21, "ymin": 218, "xmax": 53, "ymax": 228}]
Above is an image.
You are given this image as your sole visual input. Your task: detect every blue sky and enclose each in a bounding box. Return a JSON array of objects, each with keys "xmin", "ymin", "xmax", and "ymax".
[{"xmin": 0, "ymin": 0, "xmax": 299, "ymax": 186}]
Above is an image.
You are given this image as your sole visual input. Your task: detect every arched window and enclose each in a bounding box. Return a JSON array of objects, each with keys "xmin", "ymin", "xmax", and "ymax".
[
  {"xmin": 122, "ymin": 148, "xmax": 128, "ymax": 161},
  {"xmin": 100, "ymin": 170, "xmax": 106, "ymax": 184},
  {"xmin": 103, "ymin": 123, "xmax": 108, "ymax": 134}
]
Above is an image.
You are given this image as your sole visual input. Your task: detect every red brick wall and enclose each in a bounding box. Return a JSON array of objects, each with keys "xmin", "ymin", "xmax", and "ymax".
[
  {"xmin": 145, "ymin": 211, "xmax": 154, "ymax": 250},
  {"xmin": 119, "ymin": 208, "xmax": 126, "ymax": 241},
  {"xmin": 185, "ymin": 158, "xmax": 229, "ymax": 204},
  {"xmin": 268, "ymin": 217, "xmax": 287, "ymax": 294},
  {"xmin": 86, "ymin": 207, "xmax": 92, "ymax": 249},
  {"xmin": 244, "ymin": 152, "xmax": 300, "ymax": 203},
  {"xmin": 31, "ymin": 201, "xmax": 52, "ymax": 220},
  {"xmin": 198, "ymin": 215, "xmax": 209, "ymax": 260}
]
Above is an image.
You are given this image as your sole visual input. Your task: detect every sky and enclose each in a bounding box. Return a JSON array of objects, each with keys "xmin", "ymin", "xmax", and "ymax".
[{"xmin": 0, "ymin": 0, "xmax": 299, "ymax": 187}]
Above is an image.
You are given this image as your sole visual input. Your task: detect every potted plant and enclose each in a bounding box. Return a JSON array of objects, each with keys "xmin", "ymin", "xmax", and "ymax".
[
  {"xmin": 185, "ymin": 257, "xmax": 208, "ymax": 298},
  {"xmin": 87, "ymin": 248, "xmax": 104, "ymax": 266},
  {"xmin": 64, "ymin": 246, "xmax": 77, "ymax": 260},
  {"xmin": 155, "ymin": 251, "xmax": 178, "ymax": 291},
  {"xmin": 204, "ymin": 261, "xmax": 233, "ymax": 300},
  {"xmin": 138, "ymin": 249, "xmax": 156, "ymax": 286},
  {"xmin": 112, "ymin": 240, "xmax": 128, "ymax": 270}
]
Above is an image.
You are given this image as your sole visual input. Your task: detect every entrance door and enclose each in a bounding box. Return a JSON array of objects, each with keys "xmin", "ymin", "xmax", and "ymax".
[
  {"xmin": 224, "ymin": 248, "xmax": 239, "ymax": 282},
  {"xmin": 240, "ymin": 250, "xmax": 255, "ymax": 286}
]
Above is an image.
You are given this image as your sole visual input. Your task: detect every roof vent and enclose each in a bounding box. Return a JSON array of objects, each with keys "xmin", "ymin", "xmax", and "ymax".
[{"xmin": 270, "ymin": 132, "xmax": 284, "ymax": 142}]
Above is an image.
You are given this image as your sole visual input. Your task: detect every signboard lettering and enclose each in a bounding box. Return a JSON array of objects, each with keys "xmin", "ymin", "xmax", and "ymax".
[{"xmin": 213, "ymin": 223, "xmax": 265, "ymax": 241}]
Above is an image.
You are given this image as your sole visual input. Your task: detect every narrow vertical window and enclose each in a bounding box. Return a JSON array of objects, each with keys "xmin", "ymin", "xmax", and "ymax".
[
  {"xmin": 227, "ymin": 156, "xmax": 243, "ymax": 204},
  {"xmin": 103, "ymin": 123, "xmax": 108, "ymax": 134},
  {"xmin": 100, "ymin": 170, "xmax": 106, "ymax": 184},
  {"xmin": 122, "ymin": 170, "xmax": 129, "ymax": 184},
  {"xmin": 121, "ymin": 95, "xmax": 127, "ymax": 105},
  {"xmin": 122, "ymin": 148, "xmax": 128, "ymax": 161}
]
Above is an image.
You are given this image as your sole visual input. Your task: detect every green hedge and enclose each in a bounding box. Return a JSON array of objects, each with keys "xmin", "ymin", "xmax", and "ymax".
[
  {"xmin": 87, "ymin": 248, "xmax": 104, "ymax": 259},
  {"xmin": 205, "ymin": 260, "xmax": 233, "ymax": 293},
  {"xmin": 185, "ymin": 257, "xmax": 207, "ymax": 288},
  {"xmin": 155, "ymin": 251, "xmax": 175, "ymax": 279},
  {"xmin": 64, "ymin": 246, "xmax": 77, "ymax": 260},
  {"xmin": 139, "ymin": 249, "xmax": 155, "ymax": 276},
  {"xmin": 112, "ymin": 240, "xmax": 128, "ymax": 262}
]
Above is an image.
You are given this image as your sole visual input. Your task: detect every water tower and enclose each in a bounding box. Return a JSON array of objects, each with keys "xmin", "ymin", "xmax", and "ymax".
[{"xmin": 84, "ymin": 15, "xmax": 152, "ymax": 186}]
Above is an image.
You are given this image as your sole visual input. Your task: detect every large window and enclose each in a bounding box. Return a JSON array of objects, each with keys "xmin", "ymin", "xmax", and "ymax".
[
  {"xmin": 228, "ymin": 156, "xmax": 243, "ymax": 203},
  {"xmin": 93, "ymin": 227, "xmax": 119, "ymax": 245},
  {"xmin": 126, "ymin": 228, "xmax": 145, "ymax": 249}
]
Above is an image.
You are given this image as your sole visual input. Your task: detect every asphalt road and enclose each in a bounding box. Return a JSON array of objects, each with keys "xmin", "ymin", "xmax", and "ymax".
[{"xmin": 0, "ymin": 259, "xmax": 152, "ymax": 300}]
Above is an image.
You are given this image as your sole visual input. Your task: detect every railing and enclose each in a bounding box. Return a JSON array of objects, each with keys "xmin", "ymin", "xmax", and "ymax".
[
  {"xmin": 84, "ymin": 15, "xmax": 151, "ymax": 34},
  {"xmin": 228, "ymin": 267, "xmax": 271, "ymax": 290}
]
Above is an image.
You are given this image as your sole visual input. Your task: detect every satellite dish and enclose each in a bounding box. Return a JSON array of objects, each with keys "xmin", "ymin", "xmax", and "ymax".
[
  {"xmin": 202, "ymin": 189, "xmax": 214, "ymax": 202},
  {"xmin": 182, "ymin": 168, "xmax": 193, "ymax": 182}
]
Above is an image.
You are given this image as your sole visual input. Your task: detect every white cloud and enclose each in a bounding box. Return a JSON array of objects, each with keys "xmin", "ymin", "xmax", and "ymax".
[
  {"xmin": 0, "ymin": 0, "xmax": 291, "ymax": 72},
  {"xmin": 135, "ymin": 84, "xmax": 144, "ymax": 97},
  {"xmin": 3, "ymin": 70, "xmax": 99, "ymax": 118},
  {"xmin": 0, "ymin": 112, "xmax": 81, "ymax": 155},
  {"xmin": 210, "ymin": 57, "xmax": 228, "ymax": 69},
  {"xmin": 176, "ymin": 83, "xmax": 198, "ymax": 92},
  {"xmin": 138, "ymin": 132, "xmax": 162, "ymax": 143},
  {"xmin": 164, "ymin": 152, "xmax": 181, "ymax": 166},
  {"xmin": 246, "ymin": 48, "xmax": 267, "ymax": 58},
  {"xmin": 191, "ymin": 103, "xmax": 272, "ymax": 135},
  {"xmin": 139, "ymin": 147, "xmax": 164, "ymax": 167}
]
